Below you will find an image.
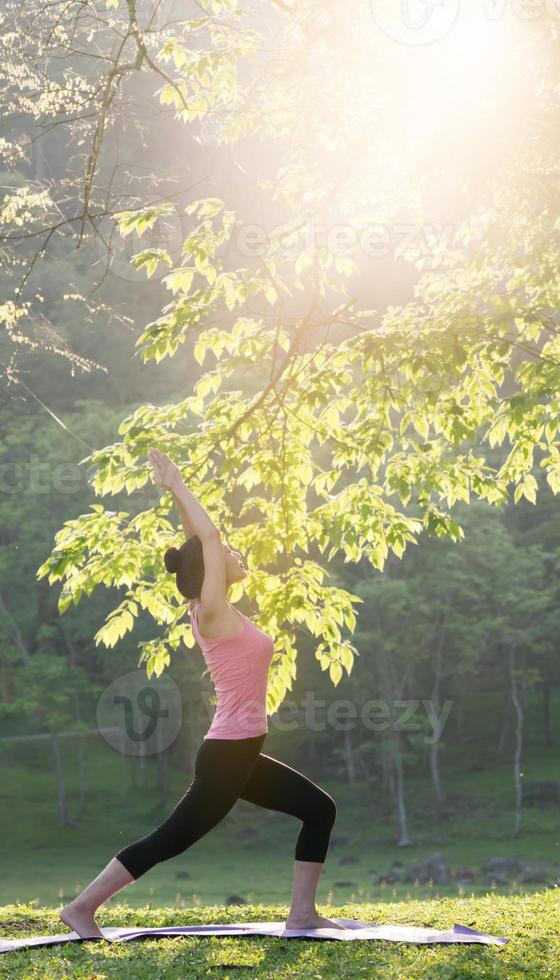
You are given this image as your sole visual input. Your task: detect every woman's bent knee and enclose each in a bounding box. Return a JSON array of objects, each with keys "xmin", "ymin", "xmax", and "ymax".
[
  {"xmin": 308, "ymin": 790, "xmax": 336, "ymax": 830},
  {"xmin": 321, "ymin": 793, "xmax": 337, "ymax": 829}
]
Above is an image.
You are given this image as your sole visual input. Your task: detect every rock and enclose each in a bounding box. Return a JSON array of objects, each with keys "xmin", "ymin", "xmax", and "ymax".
[
  {"xmin": 225, "ymin": 895, "xmax": 246, "ymax": 905},
  {"xmin": 174, "ymin": 871, "xmax": 191, "ymax": 880},
  {"xmin": 519, "ymin": 860, "xmax": 554, "ymax": 884},
  {"xmin": 377, "ymin": 860, "xmax": 406, "ymax": 885},
  {"xmin": 482, "ymin": 857, "xmax": 556, "ymax": 884},
  {"xmin": 482, "ymin": 857, "xmax": 521, "ymax": 878},
  {"xmin": 339, "ymin": 855, "xmax": 359, "ymax": 865},
  {"xmin": 453, "ymin": 866, "xmax": 475, "ymax": 881},
  {"xmin": 403, "ymin": 852, "xmax": 449, "ymax": 885},
  {"xmin": 522, "ymin": 782, "xmax": 560, "ymax": 807}
]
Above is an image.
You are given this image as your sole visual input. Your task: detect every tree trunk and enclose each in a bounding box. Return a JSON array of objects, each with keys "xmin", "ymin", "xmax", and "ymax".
[
  {"xmin": 380, "ymin": 734, "xmax": 392, "ymax": 799},
  {"xmin": 496, "ymin": 688, "xmax": 511, "ymax": 762},
  {"xmin": 0, "ymin": 667, "xmax": 15, "ymax": 702},
  {"xmin": 509, "ymin": 645, "xmax": 524, "ymax": 838},
  {"xmin": 393, "ymin": 729, "xmax": 412, "ymax": 846},
  {"xmin": 58, "ymin": 622, "xmax": 88, "ymax": 820},
  {"xmin": 455, "ymin": 683, "xmax": 465, "ymax": 737},
  {"xmin": 381, "ymin": 654, "xmax": 412, "ymax": 846},
  {"xmin": 430, "ymin": 650, "xmax": 445, "ymax": 818},
  {"xmin": 357, "ymin": 754, "xmax": 370, "ymax": 780},
  {"xmin": 51, "ymin": 733, "xmax": 69, "ymax": 827},
  {"xmin": 76, "ymin": 735, "xmax": 87, "ymax": 818},
  {"xmin": 0, "ymin": 591, "xmax": 29, "ymax": 663},
  {"xmin": 58, "ymin": 620, "xmax": 83, "ymax": 720},
  {"xmin": 392, "ymin": 664, "xmax": 412, "ymax": 846},
  {"xmin": 429, "ymin": 739, "xmax": 444, "ymax": 817},
  {"xmin": 541, "ymin": 681, "xmax": 553, "ymax": 747}
]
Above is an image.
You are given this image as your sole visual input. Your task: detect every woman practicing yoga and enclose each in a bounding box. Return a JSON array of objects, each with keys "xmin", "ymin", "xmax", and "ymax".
[{"xmin": 59, "ymin": 446, "xmax": 342, "ymax": 939}]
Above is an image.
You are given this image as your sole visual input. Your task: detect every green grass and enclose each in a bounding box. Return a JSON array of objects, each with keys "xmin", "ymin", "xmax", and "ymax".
[
  {"xmin": 2, "ymin": 734, "xmax": 559, "ymax": 908},
  {"xmin": 1, "ymin": 892, "xmax": 558, "ymax": 977},
  {"xmin": 2, "ymin": 691, "xmax": 559, "ymax": 975},
  {"xmin": 1, "ymin": 689, "xmax": 559, "ymax": 910}
]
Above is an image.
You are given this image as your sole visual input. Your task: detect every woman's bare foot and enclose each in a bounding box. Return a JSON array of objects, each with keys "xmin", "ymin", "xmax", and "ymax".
[
  {"xmin": 284, "ymin": 911, "xmax": 346, "ymax": 930},
  {"xmin": 59, "ymin": 901, "xmax": 105, "ymax": 939}
]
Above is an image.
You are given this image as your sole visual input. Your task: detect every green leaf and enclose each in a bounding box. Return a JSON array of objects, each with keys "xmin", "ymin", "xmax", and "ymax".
[
  {"xmin": 339, "ymin": 645, "xmax": 354, "ymax": 673},
  {"xmin": 329, "ymin": 661, "xmax": 343, "ymax": 686},
  {"xmin": 196, "ymin": 374, "xmax": 214, "ymax": 398},
  {"xmin": 163, "ymin": 268, "xmax": 195, "ymax": 294},
  {"xmin": 132, "ymin": 248, "xmax": 173, "ymax": 278}
]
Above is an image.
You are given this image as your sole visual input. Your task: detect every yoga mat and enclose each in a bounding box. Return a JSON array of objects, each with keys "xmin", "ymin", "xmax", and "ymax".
[{"xmin": 0, "ymin": 918, "xmax": 509, "ymax": 953}]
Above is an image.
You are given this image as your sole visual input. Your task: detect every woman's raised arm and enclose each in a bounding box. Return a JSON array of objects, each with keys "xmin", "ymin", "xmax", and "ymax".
[{"xmin": 148, "ymin": 447, "xmax": 220, "ymax": 542}]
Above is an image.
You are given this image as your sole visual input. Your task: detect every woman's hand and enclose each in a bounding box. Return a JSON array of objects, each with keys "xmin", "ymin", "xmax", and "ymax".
[{"xmin": 148, "ymin": 447, "xmax": 183, "ymax": 493}]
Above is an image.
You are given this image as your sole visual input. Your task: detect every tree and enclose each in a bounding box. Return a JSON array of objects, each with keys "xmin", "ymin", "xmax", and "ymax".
[
  {"xmin": 350, "ymin": 574, "xmax": 423, "ymax": 846},
  {"xmin": 1, "ymin": 1, "xmax": 555, "ymax": 712},
  {"xmin": 9, "ymin": 650, "xmax": 89, "ymax": 826},
  {"xmin": 403, "ymin": 530, "xmax": 485, "ymax": 820},
  {"xmin": 456, "ymin": 512, "xmax": 550, "ymax": 837}
]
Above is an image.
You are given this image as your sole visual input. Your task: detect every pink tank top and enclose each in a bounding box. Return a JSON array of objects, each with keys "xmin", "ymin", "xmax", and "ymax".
[{"xmin": 190, "ymin": 601, "xmax": 274, "ymax": 739}]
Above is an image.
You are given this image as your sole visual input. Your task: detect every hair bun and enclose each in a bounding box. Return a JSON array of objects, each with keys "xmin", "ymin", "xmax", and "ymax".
[{"xmin": 164, "ymin": 546, "xmax": 180, "ymax": 573}]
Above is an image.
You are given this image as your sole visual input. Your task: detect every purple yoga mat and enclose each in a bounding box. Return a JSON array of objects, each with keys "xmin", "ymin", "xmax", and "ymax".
[{"xmin": 0, "ymin": 917, "xmax": 509, "ymax": 953}]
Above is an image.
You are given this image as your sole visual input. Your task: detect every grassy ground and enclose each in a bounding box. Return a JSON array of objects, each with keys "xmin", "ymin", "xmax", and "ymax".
[
  {"xmin": 1, "ymin": 892, "xmax": 558, "ymax": 977},
  {"xmin": 1, "ymin": 689, "xmax": 558, "ymax": 911},
  {"xmin": 1, "ymin": 735, "xmax": 559, "ymax": 909}
]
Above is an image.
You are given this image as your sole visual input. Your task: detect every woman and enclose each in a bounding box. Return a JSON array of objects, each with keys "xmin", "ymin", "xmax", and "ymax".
[{"xmin": 60, "ymin": 446, "xmax": 343, "ymax": 939}]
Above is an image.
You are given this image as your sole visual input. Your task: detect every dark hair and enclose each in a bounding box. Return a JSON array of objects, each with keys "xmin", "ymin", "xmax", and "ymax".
[{"xmin": 164, "ymin": 536, "xmax": 204, "ymax": 599}]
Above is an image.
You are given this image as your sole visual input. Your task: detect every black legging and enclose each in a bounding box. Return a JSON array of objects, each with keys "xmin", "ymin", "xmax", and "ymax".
[{"xmin": 115, "ymin": 735, "xmax": 337, "ymax": 879}]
